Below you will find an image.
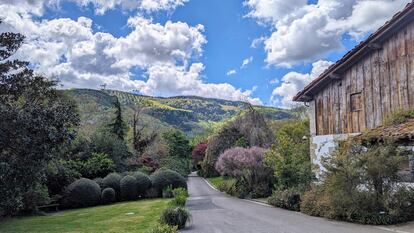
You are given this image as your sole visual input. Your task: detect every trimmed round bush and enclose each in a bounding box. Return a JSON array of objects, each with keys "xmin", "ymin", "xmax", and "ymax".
[
  {"xmin": 101, "ymin": 187, "xmax": 116, "ymax": 204},
  {"xmin": 120, "ymin": 175, "xmax": 138, "ymax": 201},
  {"xmin": 93, "ymin": 177, "xmax": 104, "ymax": 189},
  {"xmin": 133, "ymin": 171, "xmax": 151, "ymax": 197},
  {"xmin": 65, "ymin": 178, "xmax": 101, "ymax": 208},
  {"xmin": 103, "ymin": 173, "xmax": 122, "ymax": 199},
  {"xmin": 150, "ymin": 169, "xmax": 187, "ymax": 196},
  {"xmin": 160, "ymin": 207, "xmax": 189, "ymax": 229}
]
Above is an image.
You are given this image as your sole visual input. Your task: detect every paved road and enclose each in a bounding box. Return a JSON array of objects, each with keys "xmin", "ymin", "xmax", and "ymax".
[{"xmin": 181, "ymin": 173, "xmax": 394, "ymax": 233}]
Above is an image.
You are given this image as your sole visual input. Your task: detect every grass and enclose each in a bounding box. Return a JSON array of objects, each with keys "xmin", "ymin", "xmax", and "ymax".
[
  {"xmin": 207, "ymin": 176, "xmax": 229, "ymax": 189},
  {"xmin": 0, "ymin": 199, "xmax": 170, "ymax": 233}
]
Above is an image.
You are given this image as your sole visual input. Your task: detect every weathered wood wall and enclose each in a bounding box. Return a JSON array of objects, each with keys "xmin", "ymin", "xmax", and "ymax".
[{"xmin": 315, "ymin": 21, "xmax": 414, "ymax": 135}]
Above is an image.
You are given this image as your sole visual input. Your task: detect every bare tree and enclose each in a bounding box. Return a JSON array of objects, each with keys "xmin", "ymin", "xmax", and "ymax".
[{"xmin": 132, "ymin": 104, "xmax": 157, "ymax": 156}]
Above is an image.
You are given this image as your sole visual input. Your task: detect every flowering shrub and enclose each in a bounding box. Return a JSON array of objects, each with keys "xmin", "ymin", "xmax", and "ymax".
[
  {"xmin": 215, "ymin": 147, "xmax": 273, "ymax": 198},
  {"xmin": 191, "ymin": 140, "xmax": 208, "ymax": 168},
  {"xmin": 215, "ymin": 147, "xmax": 267, "ymax": 177}
]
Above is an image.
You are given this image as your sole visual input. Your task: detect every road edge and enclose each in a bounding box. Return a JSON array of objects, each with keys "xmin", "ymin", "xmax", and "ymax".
[{"xmin": 201, "ymin": 177, "xmax": 273, "ymax": 208}]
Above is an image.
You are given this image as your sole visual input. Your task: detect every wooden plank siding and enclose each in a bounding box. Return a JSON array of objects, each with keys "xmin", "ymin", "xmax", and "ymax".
[{"xmin": 315, "ymin": 21, "xmax": 414, "ymax": 135}]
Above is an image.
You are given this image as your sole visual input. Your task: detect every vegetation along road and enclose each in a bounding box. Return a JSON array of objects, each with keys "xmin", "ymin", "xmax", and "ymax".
[{"xmin": 182, "ymin": 173, "xmax": 397, "ymax": 233}]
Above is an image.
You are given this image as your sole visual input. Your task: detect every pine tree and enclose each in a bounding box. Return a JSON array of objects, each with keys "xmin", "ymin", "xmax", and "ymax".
[{"xmin": 108, "ymin": 96, "xmax": 127, "ymax": 140}]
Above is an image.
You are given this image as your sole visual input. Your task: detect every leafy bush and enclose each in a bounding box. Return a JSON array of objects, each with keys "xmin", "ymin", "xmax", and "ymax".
[
  {"xmin": 82, "ymin": 153, "xmax": 115, "ymax": 178},
  {"xmin": 120, "ymin": 175, "xmax": 138, "ymax": 201},
  {"xmin": 301, "ymin": 140, "xmax": 414, "ymax": 225},
  {"xmin": 264, "ymin": 120, "xmax": 312, "ymax": 191},
  {"xmin": 140, "ymin": 155, "xmax": 160, "ymax": 172},
  {"xmin": 170, "ymin": 188, "xmax": 188, "ymax": 207},
  {"xmin": 268, "ymin": 188, "xmax": 301, "ymax": 211},
  {"xmin": 101, "ymin": 188, "xmax": 116, "ymax": 204},
  {"xmin": 103, "ymin": 173, "xmax": 122, "ymax": 200},
  {"xmin": 163, "ymin": 186, "xmax": 174, "ymax": 198},
  {"xmin": 160, "ymin": 157, "xmax": 191, "ymax": 177},
  {"xmin": 64, "ymin": 178, "xmax": 101, "ymax": 208},
  {"xmin": 89, "ymin": 132, "xmax": 132, "ymax": 171},
  {"xmin": 132, "ymin": 171, "xmax": 151, "ymax": 197},
  {"xmin": 215, "ymin": 147, "xmax": 273, "ymax": 198},
  {"xmin": 217, "ymin": 179, "xmax": 238, "ymax": 196},
  {"xmin": 46, "ymin": 160, "xmax": 80, "ymax": 196},
  {"xmin": 150, "ymin": 169, "xmax": 187, "ymax": 196},
  {"xmin": 160, "ymin": 207, "xmax": 190, "ymax": 229},
  {"xmin": 146, "ymin": 224, "xmax": 178, "ymax": 233}
]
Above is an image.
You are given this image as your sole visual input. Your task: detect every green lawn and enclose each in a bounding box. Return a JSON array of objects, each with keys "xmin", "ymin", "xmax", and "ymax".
[
  {"xmin": 207, "ymin": 176, "xmax": 235, "ymax": 189},
  {"xmin": 0, "ymin": 199, "xmax": 170, "ymax": 233}
]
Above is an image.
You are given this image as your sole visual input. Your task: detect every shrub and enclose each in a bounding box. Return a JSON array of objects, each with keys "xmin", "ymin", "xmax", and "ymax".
[
  {"xmin": 94, "ymin": 178, "xmax": 104, "ymax": 189},
  {"xmin": 264, "ymin": 120, "xmax": 312, "ymax": 191},
  {"xmin": 150, "ymin": 169, "xmax": 187, "ymax": 196},
  {"xmin": 215, "ymin": 147, "xmax": 273, "ymax": 198},
  {"xmin": 146, "ymin": 224, "xmax": 178, "ymax": 233},
  {"xmin": 160, "ymin": 157, "xmax": 191, "ymax": 177},
  {"xmin": 46, "ymin": 160, "xmax": 80, "ymax": 196},
  {"xmin": 132, "ymin": 172, "xmax": 151, "ymax": 197},
  {"xmin": 101, "ymin": 188, "xmax": 116, "ymax": 204},
  {"xmin": 163, "ymin": 186, "xmax": 174, "ymax": 198},
  {"xmin": 268, "ymin": 188, "xmax": 301, "ymax": 211},
  {"xmin": 160, "ymin": 207, "xmax": 190, "ymax": 229},
  {"xmin": 120, "ymin": 175, "xmax": 138, "ymax": 201},
  {"xmin": 82, "ymin": 153, "xmax": 115, "ymax": 178},
  {"xmin": 217, "ymin": 179, "xmax": 238, "ymax": 196},
  {"xmin": 103, "ymin": 173, "xmax": 122, "ymax": 200},
  {"xmin": 170, "ymin": 188, "xmax": 188, "ymax": 207},
  {"xmin": 64, "ymin": 178, "xmax": 101, "ymax": 208},
  {"xmin": 300, "ymin": 140, "xmax": 414, "ymax": 225}
]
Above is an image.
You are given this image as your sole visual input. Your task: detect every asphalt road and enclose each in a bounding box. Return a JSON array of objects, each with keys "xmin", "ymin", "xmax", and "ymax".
[{"xmin": 181, "ymin": 173, "xmax": 393, "ymax": 233}]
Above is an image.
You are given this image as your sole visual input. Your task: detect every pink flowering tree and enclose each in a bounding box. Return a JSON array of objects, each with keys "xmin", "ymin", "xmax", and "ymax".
[{"xmin": 215, "ymin": 147, "xmax": 273, "ymax": 197}]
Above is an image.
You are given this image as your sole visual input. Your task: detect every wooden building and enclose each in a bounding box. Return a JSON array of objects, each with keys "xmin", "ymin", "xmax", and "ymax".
[{"xmin": 293, "ymin": 1, "xmax": 414, "ymax": 177}]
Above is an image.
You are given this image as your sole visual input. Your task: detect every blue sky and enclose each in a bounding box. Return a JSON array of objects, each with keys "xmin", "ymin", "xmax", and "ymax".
[{"xmin": 1, "ymin": 0, "xmax": 411, "ymax": 107}]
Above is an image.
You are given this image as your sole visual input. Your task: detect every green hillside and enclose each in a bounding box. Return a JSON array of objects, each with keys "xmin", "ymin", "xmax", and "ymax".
[{"xmin": 65, "ymin": 89, "xmax": 292, "ymax": 136}]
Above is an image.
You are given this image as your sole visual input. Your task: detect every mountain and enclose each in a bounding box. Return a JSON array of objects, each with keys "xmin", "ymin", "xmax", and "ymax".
[{"xmin": 65, "ymin": 89, "xmax": 292, "ymax": 136}]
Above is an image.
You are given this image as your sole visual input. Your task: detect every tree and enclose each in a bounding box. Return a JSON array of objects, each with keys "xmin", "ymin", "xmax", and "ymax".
[
  {"xmin": 163, "ymin": 130, "xmax": 191, "ymax": 158},
  {"xmin": 0, "ymin": 26, "xmax": 79, "ymax": 215},
  {"xmin": 132, "ymin": 104, "xmax": 157, "ymax": 156},
  {"xmin": 191, "ymin": 140, "xmax": 208, "ymax": 168},
  {"xmin": 264, "ymin": 120, "xmax": 312, "ymax": 191},
  {"xmin": 107, "ymin": 96, "xmax": 127, "ymax": 140}
]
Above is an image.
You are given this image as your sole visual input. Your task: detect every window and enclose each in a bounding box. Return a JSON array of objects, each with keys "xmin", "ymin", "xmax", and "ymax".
[{"xmin": 350, "ymin": 92, "xmax": 362, "ymax": 112}]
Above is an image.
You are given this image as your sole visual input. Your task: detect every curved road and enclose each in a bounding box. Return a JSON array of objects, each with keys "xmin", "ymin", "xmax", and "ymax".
[{"xmin": 182, "ymin": 173, "xmax": 397, "ymax": 233}]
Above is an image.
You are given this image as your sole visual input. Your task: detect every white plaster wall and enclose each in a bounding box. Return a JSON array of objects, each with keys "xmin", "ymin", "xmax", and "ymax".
[{"xmin": 311, "ymin": 133, "xmax": 360, "ymax": 179}]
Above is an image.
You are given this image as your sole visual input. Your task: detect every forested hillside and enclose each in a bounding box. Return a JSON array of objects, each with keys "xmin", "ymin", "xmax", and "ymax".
[{"xmin": 65, "ymin": 89, "xmax": 292, "ymax": 136}]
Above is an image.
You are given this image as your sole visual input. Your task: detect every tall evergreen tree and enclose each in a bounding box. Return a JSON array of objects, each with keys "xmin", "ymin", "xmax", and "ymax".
[
  {"xmin": 108, "ymin": 96, "xmax": 127, "ymax": 140},
  {"xmin": 0, "ymin": 22, "xmax": 79, "ymax": 216}
]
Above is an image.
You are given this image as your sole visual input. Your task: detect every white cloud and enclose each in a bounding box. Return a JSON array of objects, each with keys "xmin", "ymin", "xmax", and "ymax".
[
  {"xmin": 245, "ymin": 0, "xmax": 411, "ymax": 67},
  {"xmin": 241, "ymin": 56, "xmax": 253, "ymax": 68},
  {"xmin": 251, "ymin": 36, "xmax": 265, "ymax": 48},
  {"xmin": 270, "ymin": 60, "xmax": 333, "ymax": 108},
  {"xmin": 136, "ymin": 63, "xmax": 262, "ymax": 104},
  {"xmin": 0, "ymin": 3, "xmax": 262, "ymax": 105},
  {"xmin": 71, "ymin": 0, "xmax": 188, "ymax": 14},
  {"xmin": 226, "ymin": 69, "xmax": 237, "ymax": 76}
]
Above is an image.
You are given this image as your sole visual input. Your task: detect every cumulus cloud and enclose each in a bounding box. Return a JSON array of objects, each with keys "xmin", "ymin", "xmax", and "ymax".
[
  {"xmin": 72, "ymin": 0, "xmax": 188, "ymax": 15},
  {"xmin": 0, "ymin": 3, "xmax": 262, "ymax": 104},
  {"xmin": 241, "ymin": 56, "xmax": 253, "ymax": 68},
  {"xmin": 226, "ymin": 69, "xmax": 237, "ymax": 76},
  {"xmin": 245, "ymin": 0, "xmax": 411, "ymax": 67},
  {"xmin": 271, "ymin": 60, "xmax": 333, "ymax": 108}
]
